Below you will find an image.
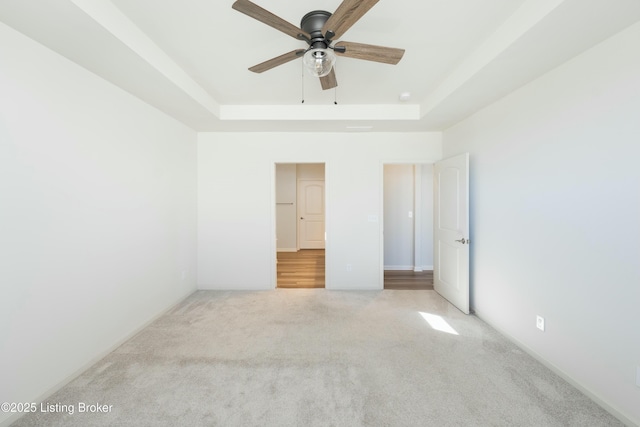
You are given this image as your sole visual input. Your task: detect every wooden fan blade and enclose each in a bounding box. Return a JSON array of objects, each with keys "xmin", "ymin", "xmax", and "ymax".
[
  {"xmin": 320, "ymin": 68, "xmax": 338, "ymax": 90},
  {"xmin": 335, "ymin": 41, "xmax": 405, "ymax": 65},
  {"xmin": 322, "ymin": 0, "xmax": 379, "ymax": 40},
  {"xmin": 232, "ymin": 0, "xmax": 310, "ymax": 40},
  {"xmin": 249, "ymin": 50, "xmax": 305, "ymax": 73}
]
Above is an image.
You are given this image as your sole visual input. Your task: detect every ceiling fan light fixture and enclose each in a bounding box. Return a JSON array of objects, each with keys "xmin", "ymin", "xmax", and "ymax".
[{"xmin": 303, "ymin": 48, "xmax": 336, "ymax": 77}]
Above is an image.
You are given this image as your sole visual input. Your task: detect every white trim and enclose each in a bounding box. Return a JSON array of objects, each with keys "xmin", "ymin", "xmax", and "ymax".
[
  {"xmin": 270, "ymin": 163, "xmax": 277, "ymax": 289},
  {"xmin": 414, "ymin": 164, "xmax": 423, "ymax": 272}
]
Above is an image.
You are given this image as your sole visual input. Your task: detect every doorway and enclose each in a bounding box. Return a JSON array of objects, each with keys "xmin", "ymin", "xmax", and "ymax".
[
  {"xmin": 382, "ymin": 163, "xmax": 434, "ymax": 290},
  {"xmin": 275, "ymin": 163, "xmax": 325, "ymax": 288}
]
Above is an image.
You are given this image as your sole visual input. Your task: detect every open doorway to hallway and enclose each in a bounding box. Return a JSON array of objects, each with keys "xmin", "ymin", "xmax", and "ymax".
[
  {"xmin": 383, "ymin": 163, "xmax": 434, "ymax": 290},
  {"xmin": 275, "ymin": 163, "xmax": 325, "ymax": 288}
]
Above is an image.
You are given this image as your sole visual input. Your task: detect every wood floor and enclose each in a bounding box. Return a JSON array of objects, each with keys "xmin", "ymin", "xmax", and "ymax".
[
  {"xmin": 384, "ymin": 270, "xmax": 434, "ymax": 290},
  {"xmin": 277, "ymin": 249, "xmax": 325, "ymax": 288},
  {"xmin": 277, "ymin": 249, "xmax": 433, "ymax": 290}
]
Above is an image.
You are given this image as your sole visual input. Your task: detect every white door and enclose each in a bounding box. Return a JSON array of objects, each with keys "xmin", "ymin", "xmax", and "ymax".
[
  {"xmin": 298, "ymin": 180, "xmax": 325, "ymax": 249},
  {"xmin": 434, "ymin": 153, "xmax": 470, "ymax": 314}
]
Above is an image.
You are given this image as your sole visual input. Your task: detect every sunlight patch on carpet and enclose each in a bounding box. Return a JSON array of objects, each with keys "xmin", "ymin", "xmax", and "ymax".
[{"xmin": 419, "ymin": 312, "xmax": 459, "ymax": 335}]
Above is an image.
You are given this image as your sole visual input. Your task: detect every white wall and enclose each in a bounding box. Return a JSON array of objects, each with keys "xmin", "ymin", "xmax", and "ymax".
[
  {"xmin": 443, "ymin": 22, "xmax": 640, "ymax": 425},
  {"xmin": 383, "ymin": 164, "xmax": 434, "ymax": 270},
  {"xmin": 198, "ymin": 133, "xmax": 441, "ymax": 290},
  {"xmin": 0, "ymin": 23, "xmax": 198, "ymax": 426},
  {"xmin": 420, "ymin": 165, "xmax": 434, "ymax": 267}
]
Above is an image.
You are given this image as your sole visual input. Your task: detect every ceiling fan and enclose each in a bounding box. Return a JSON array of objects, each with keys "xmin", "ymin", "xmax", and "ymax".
[{"xmin": 231, "ymin": 0, "xmax": 405, "ymax": 90}]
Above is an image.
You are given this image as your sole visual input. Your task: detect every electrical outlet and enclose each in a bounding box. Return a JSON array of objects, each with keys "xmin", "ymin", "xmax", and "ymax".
[
  {"xmin": 346, "ymin": 264, "xmax": 352, "ymax": 272},
  {"xmin": 536, "ymin": 315, "xmax": 545, "ymax": 331}
]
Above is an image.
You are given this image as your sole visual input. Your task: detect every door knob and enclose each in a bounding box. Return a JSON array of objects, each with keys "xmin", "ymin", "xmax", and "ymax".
[
  {"xmin": 300, "ymin": 217, "xmax": 304, "ymax": 220},
  {"xmin": 455, "ymin": 238, "xmax": 469, "ymax": 244}
]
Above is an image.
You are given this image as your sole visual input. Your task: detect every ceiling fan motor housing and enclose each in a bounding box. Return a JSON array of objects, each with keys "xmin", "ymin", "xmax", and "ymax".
[{"xmin": 301, "ymin": 10, "xmax": 332, "ymax": 48}]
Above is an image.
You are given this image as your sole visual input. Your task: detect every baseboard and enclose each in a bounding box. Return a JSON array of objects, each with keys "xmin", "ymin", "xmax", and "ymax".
[
  {"xmin": 384, "ymin": 265, "xmax": 415, "ymax": 271},
  {"xmin": 0, "ymin": 288, "xmax": 196, "ymax": 427},
  {"xmin": 473, "ymin": 309, "xmax": 638, "ymax": 427},
  {"xmin": 198, "ymin": 284, "xmax": 274, "ymax": 291},
  {"xmin": 277, "ymin": 248, "xmax": 298, "ymax": 253},
  {"xmin": 384, "ymin": 265, "xmax": 434, "ymax": 272}
]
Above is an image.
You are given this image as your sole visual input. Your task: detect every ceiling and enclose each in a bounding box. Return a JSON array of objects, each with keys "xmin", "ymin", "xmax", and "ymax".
[{"xmin": 1, "ymin": 0, "xmax": 639, "ymax": 132}]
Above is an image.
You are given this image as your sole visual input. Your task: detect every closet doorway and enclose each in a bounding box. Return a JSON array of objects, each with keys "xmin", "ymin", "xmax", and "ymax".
[
  {"xmin": 275, "ymin": 163, "xmax": 325, "ymax": 288},
  {"xmin": 382, "ymin": 163, "xmax": 434, "ymax": 290}
]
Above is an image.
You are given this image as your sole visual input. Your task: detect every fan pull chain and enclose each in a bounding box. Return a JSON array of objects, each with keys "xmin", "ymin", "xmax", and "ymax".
[
  {"xmin": 301, "ymin": 60, "xmax": 305, "ymax": 104},
  {"xmin": 333, "ymin": 64, "xmax": 338, "ymax": 105}
]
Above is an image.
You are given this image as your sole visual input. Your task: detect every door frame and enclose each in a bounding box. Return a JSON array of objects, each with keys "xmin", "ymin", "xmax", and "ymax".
[{"xmin": 272, "ymin": 162, "xmax": 327, "ymax": 289}]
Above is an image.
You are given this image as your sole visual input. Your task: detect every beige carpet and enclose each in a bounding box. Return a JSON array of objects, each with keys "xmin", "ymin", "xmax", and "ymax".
[{"xmin": 13, "ymin": 290, "xmax": 622, "ymax": 426}]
